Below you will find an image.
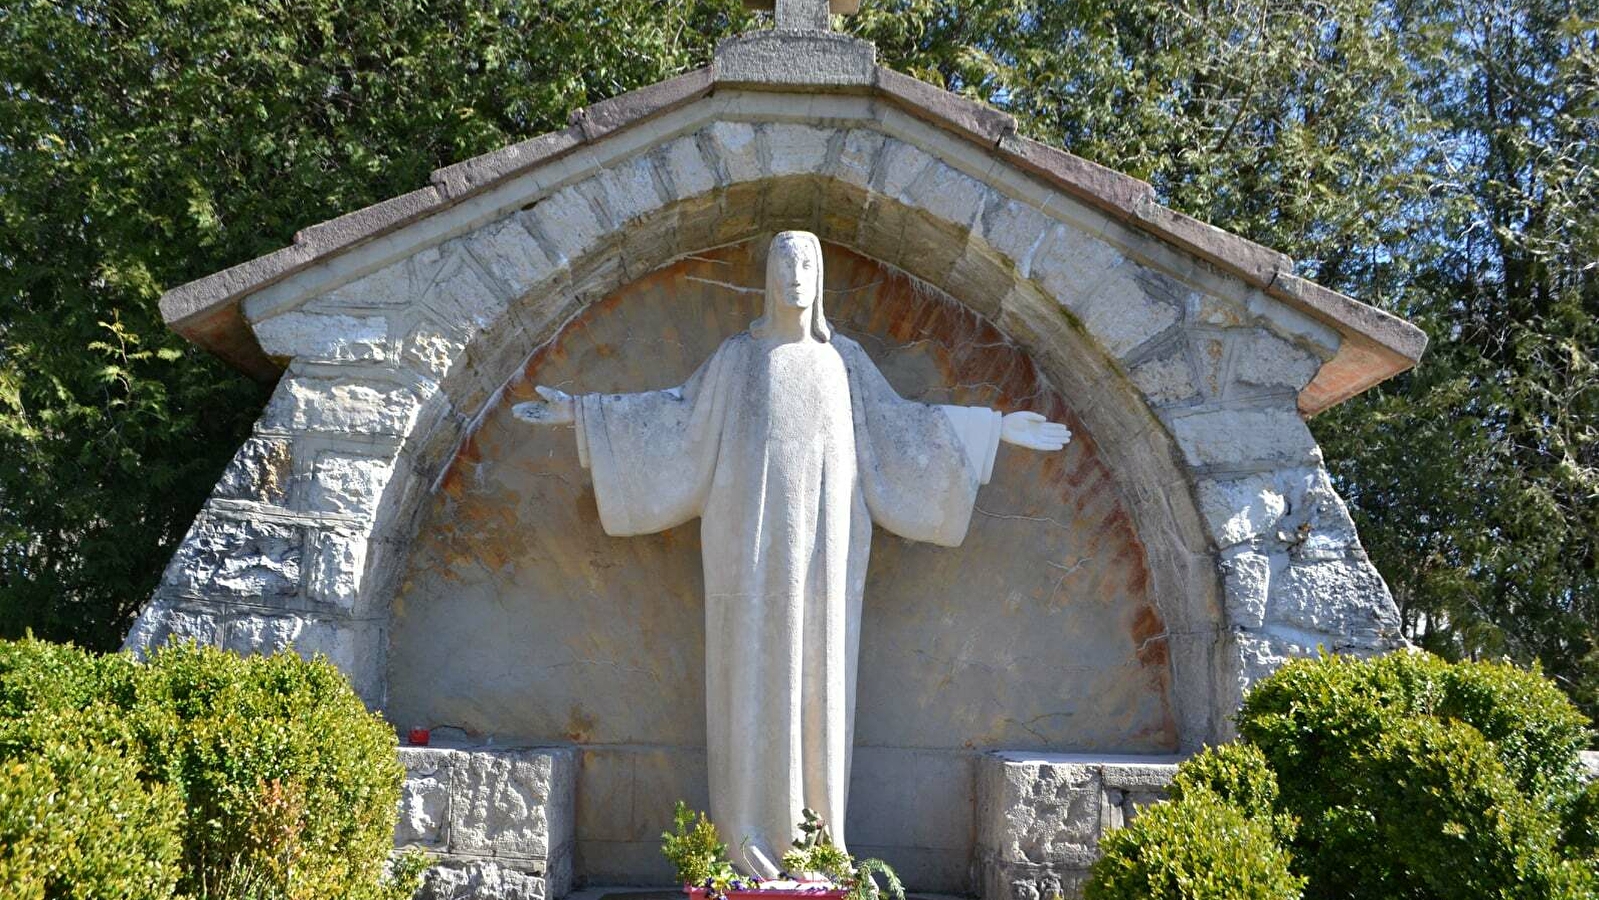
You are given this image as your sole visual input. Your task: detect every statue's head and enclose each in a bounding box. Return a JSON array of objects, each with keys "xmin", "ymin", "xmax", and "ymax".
[{"xmin": 753, "ymin": 231, "xmax": 831, "ymax": 342}]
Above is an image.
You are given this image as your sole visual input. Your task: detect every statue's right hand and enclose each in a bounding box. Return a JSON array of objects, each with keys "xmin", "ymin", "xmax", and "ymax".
[{"xmin": 512, "ymin": 385, "xmax": 575, "ymax": 426}]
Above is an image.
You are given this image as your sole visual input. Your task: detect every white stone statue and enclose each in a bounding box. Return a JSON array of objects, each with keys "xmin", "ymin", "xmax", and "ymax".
[{"xmin": 514, "ymin": 231, "xmax": 1070, "ymax": 877}]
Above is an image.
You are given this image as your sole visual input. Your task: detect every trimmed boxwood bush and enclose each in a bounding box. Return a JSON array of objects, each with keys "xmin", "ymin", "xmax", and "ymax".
[
  {"xmin": 0, "ymin": 739, "xmax": 183, "ymax": 899},
  {"xmin": 1084, "ymin": 787, "xmax": 1304, "ymax": 900},
  {"xmin": 0, "ymin": 636, "xmax": 422, "ymax": 900},
  {"xmin": 1086, "ymin": 652, "xmax": 1599, "ymax": 900}
]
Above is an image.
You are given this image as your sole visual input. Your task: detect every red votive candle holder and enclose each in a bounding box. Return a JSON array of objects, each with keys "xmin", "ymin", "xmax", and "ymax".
[{"xmin": 407, "ymin": 727, "xmax": 430, "ymax": 746}]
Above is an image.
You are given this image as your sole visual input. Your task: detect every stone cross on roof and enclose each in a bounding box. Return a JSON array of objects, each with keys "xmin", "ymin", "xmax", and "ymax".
[{"xmin": 746, "ymin": 0, "xmax": 860, "ymax": 31}]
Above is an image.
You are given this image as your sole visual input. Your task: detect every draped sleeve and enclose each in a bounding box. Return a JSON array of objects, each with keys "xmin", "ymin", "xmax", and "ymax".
[
  {"xmin": 574, "ymin": 338, "xmax": 740, "ymax": 536},
  {"xmin": 836, "ymin": 336, "xmax": 1003, "ymax": 548}
]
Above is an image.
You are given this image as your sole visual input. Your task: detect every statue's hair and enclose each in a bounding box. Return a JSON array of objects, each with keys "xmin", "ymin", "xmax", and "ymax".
[{"xmin": 751, "ymin": 230, "xmax": 831, "ymax": 342}]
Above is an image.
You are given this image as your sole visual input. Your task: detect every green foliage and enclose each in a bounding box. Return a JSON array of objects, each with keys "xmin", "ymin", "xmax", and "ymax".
[
  {"xmin": 662, "ymin": 800, "xmax": 738, "ymax": 888},
  {"xmin": 1240, "ymin": 652, "xmax": 1592, "ymax": 808},
  {"xmin": 1167, "ymin": 742, "xmax": 1295, "ymax": 842},
  {"xmin": 1311, "ymin": 0, "xmax": 1599, "ymax": 727},
  {"xmin": 662, "ymin": 804, "xmax": 903, "ymax": 900},
  {"xmin": 779, "ymin": 809, "xmax": 904, "ymax": 900},
  {"xmin": 1085, "ymin": 789, "xmax": 1305, "ymax": 900},
  {"xmin": 0, "ymin": 636, "xmax": 419, "ymax": 900},
  {"xmin": 1561, "ymin": 778, "xmax": 1599, "ymax": 861},
  {"xmin": 0, "ymin": 742, "xmax": 184, "ymax": 900},
  {"xmin": 1090, "ymin": 652, "xmax": 1599, "ymax": 899},
  {"xmin": 1235, "ymin": 652, "xmax": 1597, "ymax": 899}
]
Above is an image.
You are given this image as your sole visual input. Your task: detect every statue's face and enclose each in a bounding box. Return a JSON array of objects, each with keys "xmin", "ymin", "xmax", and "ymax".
[{"xmin": 769, "ymin": 236, "xmax": 820, "ymax": 310}]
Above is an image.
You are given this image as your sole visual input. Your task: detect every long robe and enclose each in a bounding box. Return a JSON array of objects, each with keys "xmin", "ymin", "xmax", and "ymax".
[{"xmin": 573, "ymin": 331, "xmax": 1001, "ymax": 872}]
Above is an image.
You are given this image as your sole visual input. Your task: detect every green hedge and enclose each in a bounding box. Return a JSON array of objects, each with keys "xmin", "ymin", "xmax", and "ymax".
[
  {"xmin": 0, "ymin": 637, "xmax": 421, "ymax": 900},
  {"xmin": 1087, "ymin": 652, "xmax": 1599, "ymax": 900},
  {"xmin": 1084, "ymin": 788, "xmax": 1304, "ymax": 900}
]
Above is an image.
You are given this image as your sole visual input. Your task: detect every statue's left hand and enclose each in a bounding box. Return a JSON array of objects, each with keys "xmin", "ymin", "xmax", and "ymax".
[{"xmin": 1000, "ymin": 411, "xmax": 1072, "ymax": 451}]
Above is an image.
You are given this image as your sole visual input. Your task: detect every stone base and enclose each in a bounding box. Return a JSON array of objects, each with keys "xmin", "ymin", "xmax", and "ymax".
[
  {"xmin": 395, "ymin": 747, "xmax": 1176, "ymax": 900},
  {"xmin": 399, "ymin": 745, "xmax": 577, "ymax": 900},
  {"xmin": 975, "ymin": 753, "xmax": 1178, "ymax": 900}
]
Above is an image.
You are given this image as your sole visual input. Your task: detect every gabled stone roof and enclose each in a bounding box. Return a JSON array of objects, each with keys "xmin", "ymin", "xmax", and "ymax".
[{"xmin": 160, "ymin": 30, "xmax": 1425, "ymax": 414}]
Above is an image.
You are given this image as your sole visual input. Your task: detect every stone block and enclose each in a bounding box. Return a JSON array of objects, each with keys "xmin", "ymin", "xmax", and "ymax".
[
  {"xmin": 122, "ymin": 600, "xmax": 222, "ymax": 652},
  {"xmin": 317, "ymin": 255, "xmax": 417, "ymax": 309},
  {"xmin": 261, "ymin": 374, "xmax": 424, "ymax": 437},
  {"xmin": 714, "ymin": 31, "xmax": 877, "ymax": 89},
  {"xmin": 451, "ymin": 749, "xmax": 576, "ymax": 861},
  {"xmin": 397, "ymin": 748, "xmax": 453, "ymax": 848},
  {"xmin": 901, "ymin": 158, "xmax": 987, "ymax": 232},
  {"xmin": 596, "ymin": 153, "xmax": 670, "ymax": 226},
  {"xmin": 213, "ymin": 436, "xmax": 293, "ymax": 506},
  {"xmin": 765, "ymin": 123, "xmax": 836, "ymax": 178},
  {"xmin": 254, "ymin": 310, "xmax": 390, "ymax": 363},
  {"xmin": 399, "ymin": 747, "xmax": 576, "ymax": 900},
  {"xmin": 161, "ymin": 516, "xmax": 302, "ymax": 602},
  {"xmin": 418, "ymin": 242, "xmax": 514, "ymax": 333},
  {"xmin": 1189, "ymin": 332, "xmax": 1232, "ymax": 398},
  {"xmin": 658, "ymin": 135, "xmax": 718, "ymax": 200},
  {"xmin": 523, "ymin": 185, "xmax": 609, "ymax": 269},
  {"xmin": 306, "ymin": 450, "xmax": 394, "ymax": 519},
  {"xmin": 1277, "ymin": 467, "xmax": 1361, "ymax": 562},
  {"xmin": 1195, "ymin": 472, "xmax": 1288, "ymax": 549},
  {"xmin": 1063, "ymin": 262, "xmax": 1184, "ymax": 362},
  {"xmin": 978, "ymin": 198, "xmax": 1052, "ymax": 275},
  {"xmin": 1166, "ymin": 406, "xmax": 1318, "ymax": 469},
  {"xmin": 702, "ymin": 121, "xmax": 764, "ymax": 185},
  {"xmin": 304, "ymin": 527, "xmax": 368, "ymax": 611},
  {"xmin": 401, "ymin": 316, "xmax": 469, "ymax": 383},
  {"xmin": 1267, "ymin": 557, "xmax": 1399, "ymax": 641},
  {"xmin": 830, "ymin": 127, "xmax": 884, "ymax": 189},
  {"xmin": 1220, "ymin": 630, "xmax": 1306, "ymax": 724},
  {"xmin": 1218, "ymin": 545, "xmax": 1275, "ymax": 630},
  {"xmin": 416, "ymin": 860, "xmax": 550, "ymax": 900},
  {"xmin": 1128, "ymin": 352, "xmax": 1199, "ymax": 407},
  {"xmin": 1029, "ymin": 224, "xmax": 1123, "ymax": 305},
  {"xmin": 871, "ymin": 138, "xmax": 933, "ymax": 199},
  {"xmin": 976, "ymin": 753, "xmax": 1177, "ymax": 899},
  {"xmin": 1234, "ymin": 330, "xmax": 1321, "ymax": 393},
  {"xmin": 463, "ymin": 217, "xmax": 560, "ymax": 302},
  {"xmin": 1188, "ymin": 290, "xmax": 1251, "ymax": 328}
]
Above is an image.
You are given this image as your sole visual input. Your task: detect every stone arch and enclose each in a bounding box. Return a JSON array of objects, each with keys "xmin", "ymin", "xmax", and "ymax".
[{"xmin": 128, "ymin": 67, "xmax": 1407, "ymax": 757}]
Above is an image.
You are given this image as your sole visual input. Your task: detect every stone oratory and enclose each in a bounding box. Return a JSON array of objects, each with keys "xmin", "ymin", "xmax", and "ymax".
[{"xmin": 125, "ymin": 4, "xmax": 1426, "ymax": 898}]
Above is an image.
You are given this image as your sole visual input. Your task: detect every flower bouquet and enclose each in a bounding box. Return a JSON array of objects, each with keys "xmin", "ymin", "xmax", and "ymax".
[{"xmin": 663, "ymin": 803, "xmax": 904, "ymax": 900}]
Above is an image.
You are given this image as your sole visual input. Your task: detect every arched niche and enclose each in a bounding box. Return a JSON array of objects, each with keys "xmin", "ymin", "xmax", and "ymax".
[{"xmin": 387, "ymin": 239, "xmax": 1179, "ymax": 756}]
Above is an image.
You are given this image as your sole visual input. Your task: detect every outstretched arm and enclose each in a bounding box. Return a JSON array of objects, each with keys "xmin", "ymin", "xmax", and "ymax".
[
  {"xmin": 1000, "ymin": 411, "xmax": 1072, "ymax": 451},
  {"xmin": 512, "ymin": 385, "xmax": 576, "ymax": 426}
]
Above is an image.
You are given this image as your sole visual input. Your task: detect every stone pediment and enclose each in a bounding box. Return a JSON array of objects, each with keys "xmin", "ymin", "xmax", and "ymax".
[{"xmin": 160, "ymin": 31, "xmax": 1422, "ymax": 416}]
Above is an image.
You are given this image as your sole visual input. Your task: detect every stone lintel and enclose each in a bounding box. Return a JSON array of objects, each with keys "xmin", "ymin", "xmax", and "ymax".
[{"xmin": 153, "ymin": 29, "xmax": 1424, "ymax": 409}]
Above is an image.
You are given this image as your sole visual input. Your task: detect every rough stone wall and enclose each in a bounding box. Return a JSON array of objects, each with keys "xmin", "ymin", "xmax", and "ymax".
[
  {"xmin": 398, "ymin": 746, "xmax": 577, "ymax": 900},
  {"xmin": 975, "ymin": 753, "xmax": 1177, "ymax": 900}
]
